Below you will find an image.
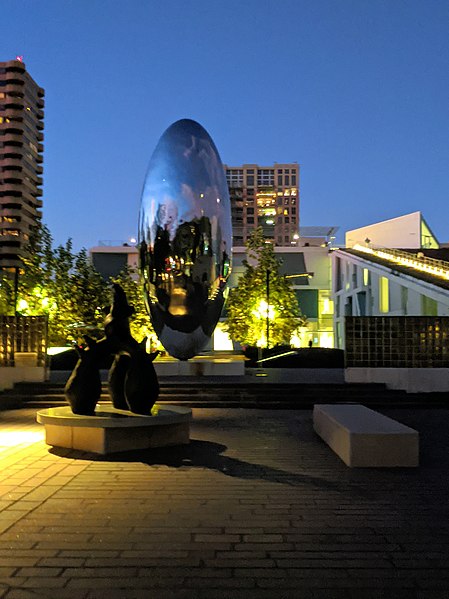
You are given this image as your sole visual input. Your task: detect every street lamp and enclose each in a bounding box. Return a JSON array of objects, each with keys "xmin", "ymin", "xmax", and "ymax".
[{"xmin": 266, "ymin": 268, "xmax": 270, "ymax": 349}]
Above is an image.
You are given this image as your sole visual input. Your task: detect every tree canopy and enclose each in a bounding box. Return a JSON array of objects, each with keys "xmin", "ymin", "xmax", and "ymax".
[
  {"xmin": 224, "ymin": 228, "xmax": 306, "ymax": 348},
  {"xmin": 0, "ymin": 222, "xmax": 154, "ymax": 346}
]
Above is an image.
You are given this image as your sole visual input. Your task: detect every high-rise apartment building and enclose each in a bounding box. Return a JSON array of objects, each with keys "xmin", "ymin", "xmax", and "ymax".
[
  {"xmin": 223, "ymin": 163, "xmax": 299, "ymax": 247},
  {"xmin": 0, "ymin": 59, "xmax": 44, "ymax": 270}
]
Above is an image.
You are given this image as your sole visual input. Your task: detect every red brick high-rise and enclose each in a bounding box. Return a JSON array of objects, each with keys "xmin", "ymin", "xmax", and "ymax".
[{"xmin": 0, "ymin": 59, "xmax": 44, "ymax": 271}]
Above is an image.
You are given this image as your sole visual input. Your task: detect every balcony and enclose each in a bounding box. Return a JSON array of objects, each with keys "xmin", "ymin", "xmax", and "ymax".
[
  {"xmin": 3, "ymin": 83, "xmax": 24, "ymax": 95},
  {"xmin": 0, "ymin": 233, "xmax": 23, "ymax": 244},
  {"xmin": 5, "ymin": 98, "xmax": 25, "ymax": 110},
  {"xmin": 0, "ymin": 125, "xmax": 23, "ymax": 137},
  {"xmin": 0, "ymin": 207, "xmax": 22, "ymax": 219},
  {"xmin": 0, "ymin": 182, "xmax": 24, "ymax": 194},
  {"xmin": 0, "ymin": 158, "xmax": 23, "ymax": 170},
  {"xmin": 0, "ymin": 108, "xmax": 24, "ymax": 121},
  {"xmin": 4, "ymin": 61, "xmax": 26, "ymax": 73},
  {"xmin": 0, "ymin": 197, "xmax": 21, "ymax": 209}
]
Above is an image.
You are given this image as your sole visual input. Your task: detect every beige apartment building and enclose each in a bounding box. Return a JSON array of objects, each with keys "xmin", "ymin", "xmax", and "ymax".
[
  {"xmin": 0, "ymin": 59, "xmax": 44, "ymax": 271},
  {"xmin": 223, "ymin": 163, "xmax": 299, "ymax": 246}
]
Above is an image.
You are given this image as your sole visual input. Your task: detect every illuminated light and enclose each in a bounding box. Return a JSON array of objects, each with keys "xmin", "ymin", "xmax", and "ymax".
[
  {"xmin": 17, "ymin": 299, "xmax": 28, "ymax": 311},
  {"xmin": 363, "ymin": 268, "xmax": 369, "ymax": 285},
  {"xmin": 0, "ymin": 430, "xmax": 44, "ymax": 448},
  {"xmin": 167, "ymin": 287, "xmax": 188, "ymax": 316},
  {"xmin": 15, "ymin": 55, "xmax": 24, "ymax": 62},
  {"xmin": 266, "ymin": 219, "xmax": 274, "ymax": 225},
  {"xmin": 47, "ymin": 346, "xmax": 71, "ymax": 356},
  {"xmin": 258, "ymin": 351, "xmax": 296, "ymax": 363},
  {"xmin": 319, "ymin": 332, "xmax": 334, "ymax": 348},
  {"xmin": 129, "ymin": 237, "xmax": 137, "ymax": 244},
  {"xmin": 213, "ymin": 322, "xmax": 234, "ymax": 350},
  {"xmin": 379, "ymin": 277, "xmax": 389, "ymax": 313},
  {"xmin": 293, "ymin": 234, "xmax": 299, "ymax": 240},
  {"xmin": 216, "ymin": 198, "xmax": 220, "ymax": 203},
  {"xmin": 200, "ymin": 193, "xmax": 204, "ymax": 198},
  {"xmin": 252, "ymin": 299, "xmax": 275, "ymax": 320},
  {"xmin": 353, "ymin": 244, "xmax": 449, "ymax": 282}
]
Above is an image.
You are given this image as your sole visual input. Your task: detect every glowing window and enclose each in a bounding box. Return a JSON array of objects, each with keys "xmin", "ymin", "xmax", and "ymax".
[{"xmin": 379, "ymin": 277, "xmax": 389, "ymax": 313}]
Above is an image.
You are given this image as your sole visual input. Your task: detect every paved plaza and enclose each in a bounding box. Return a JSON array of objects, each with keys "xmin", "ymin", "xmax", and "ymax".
[{"xmin": 1, "ymin": 406, "xmax": 449, "ymax": 599}]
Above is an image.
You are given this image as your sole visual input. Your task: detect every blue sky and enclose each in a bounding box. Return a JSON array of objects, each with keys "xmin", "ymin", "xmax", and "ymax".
[{"xmin": 2, "ymin": 0, "xmax": 448, "ymax": 248}]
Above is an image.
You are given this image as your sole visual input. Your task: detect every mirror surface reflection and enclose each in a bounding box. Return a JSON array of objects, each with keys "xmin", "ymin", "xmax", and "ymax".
[{"xmin": 139, "ymin": 119, "xmax": 232, "ymax": 360}]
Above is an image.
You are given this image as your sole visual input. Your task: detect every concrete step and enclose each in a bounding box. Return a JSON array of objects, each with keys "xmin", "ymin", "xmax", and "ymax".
[{"xmin": 2, "ymin": 381, "xmax": 447, "ymax": 411}]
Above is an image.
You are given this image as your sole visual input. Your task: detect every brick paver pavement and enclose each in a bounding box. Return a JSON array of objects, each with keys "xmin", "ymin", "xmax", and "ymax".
[{"xmin": 0, "ymin": 407, "xmax": 449, "ymax": 599}]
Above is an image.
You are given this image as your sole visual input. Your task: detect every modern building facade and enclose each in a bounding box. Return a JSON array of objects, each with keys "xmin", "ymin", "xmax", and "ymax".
[
  {"xmin": 223, "ymin": 163, "xmax": 299, "ymax": 247},
  {"xmin": 226, "ymin": 245, "xmax": 334, "ymax": 349},
  {"xmin": 345, "ymin": 211, "xmax": 438, "ymax": 250},
  {"xmin": 0, "ymin": 59, "xmax": 44, "ymax": 270},
  {"xmin": 90, "ymin": 243, "xmax": 138, "ymax": 280},
  {"xmin": 332, "ymin": 245, "xmax": 449, "ymax": 349}
]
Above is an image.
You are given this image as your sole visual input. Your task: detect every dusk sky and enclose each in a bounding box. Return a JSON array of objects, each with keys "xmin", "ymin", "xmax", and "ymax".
[{"xmin": 2, "ymin": 0, "xmax": 448, "ymax": 249}]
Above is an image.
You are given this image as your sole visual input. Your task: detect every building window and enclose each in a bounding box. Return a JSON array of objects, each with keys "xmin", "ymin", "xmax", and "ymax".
[
  {"xmin": 379, "ymin": 277, "xmax": 389, "ymax": 313},
  {"xmin": 247, "ymin": 217, "xmax": 254, "ymax": 224},
  {"xmin": 291, "ymin": 175, "xmax": 296, "ymax": 185},
  {"xmin": 363, "ymin": 268, "xmax": 370, "ymax": 286},
  {"xmin": 285, "ymin": 176, "xmax": 290, "ymax": 185},
  {"xmin": 421, "ymin": 295, "xmax": 438, "ymax": 316},
  {"xmin": 246, "ymin": 175, "xmax": 254, "ymax": 186},
  {"xmin": 277, "ymin": 175, "xmax": 282, "ymax": 186}
]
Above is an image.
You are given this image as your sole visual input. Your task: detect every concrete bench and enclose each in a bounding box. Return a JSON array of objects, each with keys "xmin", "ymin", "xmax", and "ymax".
[{"xmin": 313, "ymin": 404, "xmax": 419, "ymax": 467}]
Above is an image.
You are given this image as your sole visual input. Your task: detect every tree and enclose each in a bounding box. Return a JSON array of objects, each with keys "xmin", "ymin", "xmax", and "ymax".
[
  {"xmin": 0, "ymin": 271, "xmax": 14, "ymax": 314},
  {"xmin": 224, "ymin": 228, "xmax": 306, "ymax": 348},
  {"xmin": 14, "ymin": 222, "xmax": 110, "ymax": 345},
  {"xmin": 65, "ymin": 248, "xmax": 110, "ymax": 342}
]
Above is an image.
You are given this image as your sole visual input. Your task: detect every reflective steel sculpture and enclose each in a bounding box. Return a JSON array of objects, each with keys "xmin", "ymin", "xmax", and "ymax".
[{"xmin": 139, "ymin": 119, "xmax": 232, "ymax": 360}]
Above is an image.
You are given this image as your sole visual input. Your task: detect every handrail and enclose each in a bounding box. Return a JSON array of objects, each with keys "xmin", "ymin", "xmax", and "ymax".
[{"xmin": 352, "ymin": 244, "xmax": 449, "ymax": 281}]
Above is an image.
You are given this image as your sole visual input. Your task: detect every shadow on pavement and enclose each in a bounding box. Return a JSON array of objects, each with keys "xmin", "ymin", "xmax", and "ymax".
[{"xmin": 50, "ymin": 439, "xmax": 369, "ymax": 497}]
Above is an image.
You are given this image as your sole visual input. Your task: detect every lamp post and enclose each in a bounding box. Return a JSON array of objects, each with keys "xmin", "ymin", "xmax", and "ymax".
[{"xmin": 266, "ymin": 268, "xmax": 270, "ymax": 349}]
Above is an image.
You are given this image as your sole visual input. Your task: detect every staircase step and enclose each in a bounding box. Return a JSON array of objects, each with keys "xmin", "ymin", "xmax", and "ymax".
[{"xmin": 1, "ymin": 380, "xmax": 447, "ymax": 411}]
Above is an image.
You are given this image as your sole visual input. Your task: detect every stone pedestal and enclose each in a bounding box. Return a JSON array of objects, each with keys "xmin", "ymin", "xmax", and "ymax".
[{"xmin": 37, "ymin": 405, "xmax": 191, "ymax": 455}]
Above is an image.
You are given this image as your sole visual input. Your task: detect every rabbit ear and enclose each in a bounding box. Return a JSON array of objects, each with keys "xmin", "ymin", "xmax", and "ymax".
[{"xmin": 149, "ymin": 350, "xmax": 160, "ymax": 362}]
